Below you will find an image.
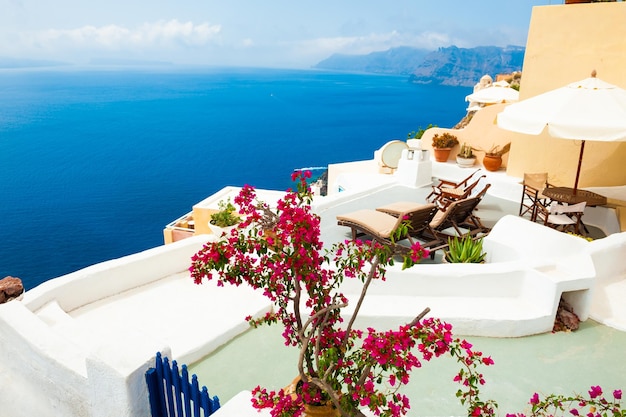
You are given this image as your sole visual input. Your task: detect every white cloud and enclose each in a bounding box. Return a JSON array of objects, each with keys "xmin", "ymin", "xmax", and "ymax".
[{"xmin": 17, "ymin": 19, "xmax": 221, "ymax": 54}]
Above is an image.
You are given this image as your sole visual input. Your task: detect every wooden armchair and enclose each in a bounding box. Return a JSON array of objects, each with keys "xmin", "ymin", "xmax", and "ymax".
[{"xmin": 519, "ymin": 172, "xmax": 553, "ymax": 222}]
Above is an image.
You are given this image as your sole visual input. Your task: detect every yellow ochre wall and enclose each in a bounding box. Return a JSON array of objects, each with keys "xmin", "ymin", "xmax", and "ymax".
[{"xmin": 506, "ymin": 2, "xmax": 626, "ymax": 187}]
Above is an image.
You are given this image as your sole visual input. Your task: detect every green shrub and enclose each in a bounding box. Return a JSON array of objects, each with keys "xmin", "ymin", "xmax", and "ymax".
[{"xmin": 407, "ymin": 124, "xmax": 437, "ymax": 139}]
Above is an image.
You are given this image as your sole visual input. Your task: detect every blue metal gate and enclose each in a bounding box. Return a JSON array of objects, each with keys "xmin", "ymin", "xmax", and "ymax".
[{"xmin": 145, "ymin": 352, "xmax": 221, "ymax": 417}]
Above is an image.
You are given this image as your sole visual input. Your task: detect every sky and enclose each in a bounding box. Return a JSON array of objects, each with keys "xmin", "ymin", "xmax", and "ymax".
[{"xmin": 0, "ymin": 0, "xmax": 559, "ymax": 69}]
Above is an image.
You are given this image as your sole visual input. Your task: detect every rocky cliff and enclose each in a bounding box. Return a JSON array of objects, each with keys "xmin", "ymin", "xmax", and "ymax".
[
  {"xmin": 314, "ymin": 46, "xmax": 431, "ymax": 75},
  {"xmin": 314, "ymin": 45, "xmax": 525, "ymax": 87}
]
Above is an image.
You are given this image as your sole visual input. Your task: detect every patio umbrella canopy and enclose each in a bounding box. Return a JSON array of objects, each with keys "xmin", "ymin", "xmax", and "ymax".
[
  {"xmin": 497, "ymin": 70, "xmax": 626, "ymax": 192},
  {"xmin": 465, "ymin": 81, "xmax": 520, "ymax": 105}
]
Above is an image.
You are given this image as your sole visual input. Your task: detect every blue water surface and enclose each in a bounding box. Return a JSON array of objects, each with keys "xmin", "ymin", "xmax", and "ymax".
[{"xmin": 0, "ymin": 67, "xmax": 470, "ymax": 289}]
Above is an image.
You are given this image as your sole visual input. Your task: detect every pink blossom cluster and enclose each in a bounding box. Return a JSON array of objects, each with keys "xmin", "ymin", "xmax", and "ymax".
[{"xmin": 189, "ymin": 171, "xmax": 496, "ymax": 417}]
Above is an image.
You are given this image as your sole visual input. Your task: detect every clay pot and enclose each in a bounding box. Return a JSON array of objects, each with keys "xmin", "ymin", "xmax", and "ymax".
[
  {"xmin": 303, "ymin": 403, "xmax": 340, "ymax": 417},
  {"xmin": 285, "ymin": 376, "xmax": 340, "ymax": 417},
  {"xmin": 433, "ymin": 147, "xmax": 452, "ymax": 162},
  {"xmin": 482, "ymin": 155, "xmax": 502, "ymax": 172}
]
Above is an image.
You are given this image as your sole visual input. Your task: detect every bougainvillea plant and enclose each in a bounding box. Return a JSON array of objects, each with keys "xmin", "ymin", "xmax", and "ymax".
[
  {"xmin": 507, "ymin": 386, "xmax": 625, "ymax": 417},
  {"xmin": 190, "ymin": 171, "xmax": 497, "ymax": 417}
]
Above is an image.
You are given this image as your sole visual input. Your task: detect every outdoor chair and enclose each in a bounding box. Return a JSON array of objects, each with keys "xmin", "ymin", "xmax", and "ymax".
[
  {"xmin": 428, "ymin": 196, "xmax": 490, "ymax": 241},
  {"xmin": 536, "ymin": 201, "xmax": 587, "ymax": 235},
  {"xmin": 426, "ymin": 168, "xmax": 482, "ymax": 204},
  {"xmin": 336, "ymin": 203, "xmax": 441, "ymax": 253},
  {"xmin": 519, "ymin": 172, "xmax": 553, "ymax": 222},
  {"xmin": 431, "ymin": 176, "xmax": 488, "ymax": 211},
  {"xmin": 431, "ymin": 175, "xmax": 486, "ymax": 211},
  {"xmin": 375, "ymin": 196, "xmax": 490, "ymax": 258}
]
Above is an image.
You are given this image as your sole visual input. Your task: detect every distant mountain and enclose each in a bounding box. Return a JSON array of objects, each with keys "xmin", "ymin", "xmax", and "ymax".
[
  {"xmin": 409, "ymin": 45, "xmax": 525, "ymax": 87},
  {"xmin": 314, "ymin": 46, "xmax": 431, "ymax": 75},
  {"xmin": 0, "ymin": 57, "xmax": 68, "ymax": 69},
  {"xmin": 314, "ymin": 45, "xmax": 525, "ymax": 87}
]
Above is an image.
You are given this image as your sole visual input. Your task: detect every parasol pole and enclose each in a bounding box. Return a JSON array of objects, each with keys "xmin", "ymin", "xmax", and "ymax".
[{"xmin": 573, "ymin": 140, "xmax": 585, "ymax": 195}]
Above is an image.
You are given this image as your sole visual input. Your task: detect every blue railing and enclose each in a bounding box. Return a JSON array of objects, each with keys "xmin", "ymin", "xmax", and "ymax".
[{"xmin": 145, "ymin": 352, "xmax": 221, "ymax": 417}]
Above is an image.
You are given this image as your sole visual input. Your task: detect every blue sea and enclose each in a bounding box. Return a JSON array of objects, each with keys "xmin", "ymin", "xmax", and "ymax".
[{"xmin": 0, "ymin": 67, "xmax": 470, "ymax": 289}]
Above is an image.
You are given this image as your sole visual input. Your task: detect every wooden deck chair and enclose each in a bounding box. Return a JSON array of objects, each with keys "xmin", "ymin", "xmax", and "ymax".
[
  {"xmin": 379, "ymin": 197, "xmax": 489, "ymax": 257},
  {"xmin": 428, "ymin": 196, "xmax": 490, "ymax": 241},
  {"xmin": 336, "ymin": 203, "xmax": 441, "ymax": 249},
  {"xmin": 426, "ymin": 168, "xmax": 481, "ymax": 203},
  {"xmin": 519, "ymin": 172, "xmax": 552, "ymax": 222},
  {"xmin": 431, "ymin": 175, "xmax": 487, "ymax": 211},
  {"xmin": 374, "ymin": 202, "xmax": 442, "ymax": 258},
  {"xmin": 536, "ymin": 201, "xmax": 587, "ymax": 235}
]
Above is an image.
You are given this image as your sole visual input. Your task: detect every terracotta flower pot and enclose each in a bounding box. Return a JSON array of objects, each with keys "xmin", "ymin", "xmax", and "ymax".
[
  {"xmin": 482, "ymin": 155, "xmax": 502, "ymax": 172},
  {"xmin": 285, "ymin": 376, "xmax": 340, "ymax": 417},
  {"xmin": 433, "ymin": 147, "xmax": 452, "ymax": 162},
  {"xmin": 303, "ymin": 403, "xmax": 340, "ymax": 417}
]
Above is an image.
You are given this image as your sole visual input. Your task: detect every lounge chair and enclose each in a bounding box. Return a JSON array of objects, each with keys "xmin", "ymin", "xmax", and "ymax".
[
  {"xmin": 428, "ymin": 174, "xmax": 487, "ymax": 211},
  {"xmin": 382, "ymin": 196, "xmax": 489, "ymax": 244},
  {"xmin": 426, "ymin": 168, "xmax": 482, "ymax": 203},
  {"xmin": 336, "ymin": 203, "xmax": 440, "ymax": 250},
  {"xmin": 429, "ymin": 196, "xmax": 490, "ymax": 239}
]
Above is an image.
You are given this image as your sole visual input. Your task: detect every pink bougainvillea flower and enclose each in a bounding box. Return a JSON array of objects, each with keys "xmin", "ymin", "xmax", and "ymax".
[
  {"xmin": 588, "ymin": 386, "xmax": 602, "ymax": 399},
  {"xmin": 530, "ymin": 393, "xmax": 540, "ymax": 405}
]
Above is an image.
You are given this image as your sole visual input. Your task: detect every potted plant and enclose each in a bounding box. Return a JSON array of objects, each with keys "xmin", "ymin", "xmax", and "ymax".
[
  {"xmin": 443, "ymin": 234, "xmax": 486, "ymax": 263},
  {"xmin": 190, "ymin": 171, "xmax": 497, "ymax": 417},
  {"xmin": 456, "ymin": 143, "xmax": 476, "ymax": 168},
  {"xmin": 431, "ymin": 132, "xmax": 459, "ymax": 162},
  {"xmin": 209, "ymin": 198, "xmax": 241, "ymax": 236},
  {"xmin": 482, "ymin": 142, "xmax": 511, "ymax": 172}
]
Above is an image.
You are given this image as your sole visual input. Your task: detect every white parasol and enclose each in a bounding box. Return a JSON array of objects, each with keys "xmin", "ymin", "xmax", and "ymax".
[
  {"xmin": 497, "ymin": 70, "xmax": 626, "ymax": 193},
  {"xmin": 465, "ymin": 82, "xmax": 519, "ymax": 106}
]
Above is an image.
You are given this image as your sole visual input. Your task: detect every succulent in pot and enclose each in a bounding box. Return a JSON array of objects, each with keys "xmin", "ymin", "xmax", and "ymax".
[
  {"xmin": 443, "ymin": 234, "xmax": 486, "ymax": 263},
  {"xmin": 456, "ymin": 143, "xmax": 477, "ymax": 168}
]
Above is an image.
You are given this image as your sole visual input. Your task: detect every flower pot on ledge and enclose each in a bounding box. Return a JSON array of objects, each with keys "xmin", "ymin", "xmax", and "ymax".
[
  {"xmin": 456, "ymin": 156, "xmax": 476, "ymax": 168},
  {"xmin": 433, "ymin": 147, "xmax": 452, "ymax": 162},
  {"xmin": 482, "ymin": 155, "xmax": 503, "ymax": 172}
]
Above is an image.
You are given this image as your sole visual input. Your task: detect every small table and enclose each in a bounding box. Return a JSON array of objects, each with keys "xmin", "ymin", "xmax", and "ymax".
[{"xmin": 542, "ymin": 187, "xmax": 607, "ymax": 207}]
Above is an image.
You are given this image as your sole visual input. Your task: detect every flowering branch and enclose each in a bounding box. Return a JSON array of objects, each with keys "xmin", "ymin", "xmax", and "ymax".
[
  {"xmin": 507, "ymin": 386, "xmax": 624, "ymax": 417},
  {"xmin": 189, "ymin": 171, "xmax": 497, "ymax": 417}
]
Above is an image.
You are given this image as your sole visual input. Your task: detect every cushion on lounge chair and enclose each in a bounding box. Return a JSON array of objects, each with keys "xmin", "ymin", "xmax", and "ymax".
[
  {"xmin": 430, "ymin": 209, "xmax": 447, "ymax": 229},
  {"xmin": 376, "ymin": 201, "xmax": 433, "ymax": 216},
  {"xmin": 336, "ymin": 209, "xmax": 401, "ymax": 239}
]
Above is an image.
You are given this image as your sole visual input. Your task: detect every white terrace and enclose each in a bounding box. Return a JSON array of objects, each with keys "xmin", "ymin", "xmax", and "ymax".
[{"xmin": 1, "ymin": 159, "xmax": 625, "ymax": 417}]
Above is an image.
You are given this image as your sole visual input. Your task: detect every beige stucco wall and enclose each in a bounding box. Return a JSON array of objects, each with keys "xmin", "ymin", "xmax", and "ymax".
[
  {"xmin": 421, "ymin": 103, "xmax": 512, "ymax": 169},
  {"xmin": 506, "ymin": 2, "xmax": 626, "ymax": 187}
]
